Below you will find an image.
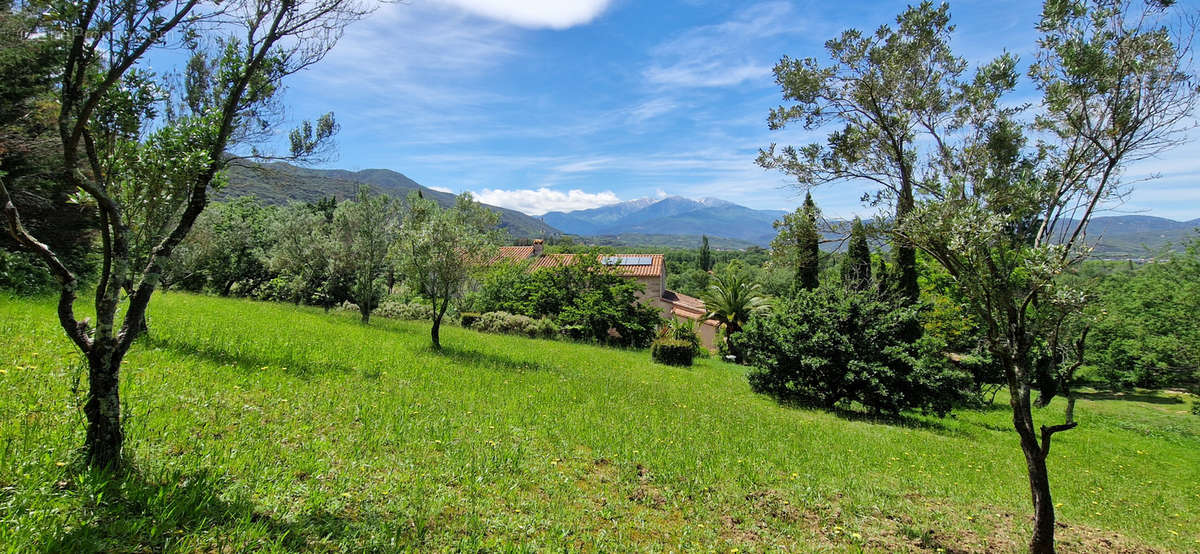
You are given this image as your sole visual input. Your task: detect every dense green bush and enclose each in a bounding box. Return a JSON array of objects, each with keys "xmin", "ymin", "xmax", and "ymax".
[
  {"xmin": 733, "ymin": 287, "xmax": 969, "ymax": 416},
  {"xmin": 658, "ymin": 318, "xmax": 702, "ymax": 354},
  {"xmin": 0, "ymin": 250, "xmax": 56, "ymax": 295},
  {"xmin": 651, "ymin": 339, "xmax": 695, "ymax": 366},
  {"xmin": 471, "ymin": 311, "xmax": 559, "ymax": 339},
  {"xmin": 460, "ymin": 312, "xmax": 481, "ymax": 328},
  {"xmin": 470, "ymin": 255, "xmax": 662, "ymax": 347}
]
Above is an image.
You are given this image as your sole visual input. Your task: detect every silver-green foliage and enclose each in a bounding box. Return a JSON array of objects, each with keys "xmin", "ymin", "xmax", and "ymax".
[{"xmin": 395, "ymin": 192, "xmax": 501, "ymax": 348}]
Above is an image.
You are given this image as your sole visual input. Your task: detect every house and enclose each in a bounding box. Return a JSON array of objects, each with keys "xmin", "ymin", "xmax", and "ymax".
[{"xmin": 494, "ymin": 240, "xmax": 721, "ymax": 349}]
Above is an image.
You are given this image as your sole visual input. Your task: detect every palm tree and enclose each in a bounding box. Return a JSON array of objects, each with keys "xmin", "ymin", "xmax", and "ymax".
[{"xmin": 701, "ymin": 264, "xmax": 769, "ymax": 339}]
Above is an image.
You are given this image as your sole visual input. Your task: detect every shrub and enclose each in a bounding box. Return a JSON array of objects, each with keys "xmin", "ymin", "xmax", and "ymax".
[
  {"xmin": 460, "ymin": 312, "xmax": 481, "ymax": 328},
  {"xmin": 658, "ymin": 318, "xmax": 702, "ymax": 354},
  {"xmin": 0, "ymin": 250, "xmax": 57, "ymax": 295},
  {"xmin": 471, "ymin": 311, "xmax": 559, "ymax": 339},
  {"xmin": 651, "ymin": 339, "xmax": 695, "ymax": 367},
  {"xmin": 733, "ymin": 287, "xmax": 969, "ymax": 416},
  {"xmin": 375, "ymin": 301, "xmax": 434, "ymax": 320}
]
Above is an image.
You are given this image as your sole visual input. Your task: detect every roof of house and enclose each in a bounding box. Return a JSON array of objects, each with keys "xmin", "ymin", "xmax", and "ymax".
[
  {"xmin": 492, "ymin": 246, "xmax": 535, "ymax": 264},
  {"xmin": 660, "ymin": 289, "xmax": 719, "ymax": 326},
  {"xmin": 493, "ymin": 248, "xmax": 664, "ymax": 278}
]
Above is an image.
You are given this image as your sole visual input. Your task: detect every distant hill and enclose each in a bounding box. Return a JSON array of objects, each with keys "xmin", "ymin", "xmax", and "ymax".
[
  {"xmin": 217, "ymin": 162, "xmax": 560, "ymax": 239},
  {"xmin": 542, "ymin": 196, "xmax": 786, "ymax": 245},
  {"xmin": 1074, "ymin": 215, "xmax": 1199, "ymax": 258},
  {"xmin": 548, "ymin": 199, "xmax": 1197, "ymax": 256}
]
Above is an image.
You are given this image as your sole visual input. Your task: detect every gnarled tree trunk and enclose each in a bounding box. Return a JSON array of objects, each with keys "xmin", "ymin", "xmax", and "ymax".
[{"xmin": 83, "ymin": 346, "xmax": 124, "ymax": 468}]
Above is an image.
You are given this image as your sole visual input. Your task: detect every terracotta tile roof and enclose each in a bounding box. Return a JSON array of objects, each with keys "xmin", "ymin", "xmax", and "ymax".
[
  {"xmin": 530, "ymin": 253, "xmax": 576, "ymax": 271},
  {"xmin": 661, "ymin": 289, "xmax": 719, "ymax": 326},
  {"xmin": 491, "ymin": 246, "xmax": 535, "ymax": 264},
  {"xmin": 602, "ymin": 254, "xmax": 664, "ymax": 278}
]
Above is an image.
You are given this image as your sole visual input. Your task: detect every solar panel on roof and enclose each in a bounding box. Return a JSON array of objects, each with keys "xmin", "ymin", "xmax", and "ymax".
[{"xmin": 602, "ymin": 255, "xmax": 652, "ymax": 266}]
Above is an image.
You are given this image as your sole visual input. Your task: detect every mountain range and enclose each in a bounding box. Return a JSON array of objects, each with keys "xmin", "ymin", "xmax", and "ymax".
[
  {"xmin": 217, "ymin": 161, "xmax": 1197, "ymax": 255},
  {"xmin": 541, "ymin": 196, "xmax": 786, "ymax": 244},
  {"xmin": 217, "ymin": 162, "xmax": 558, "ymax": 238}
]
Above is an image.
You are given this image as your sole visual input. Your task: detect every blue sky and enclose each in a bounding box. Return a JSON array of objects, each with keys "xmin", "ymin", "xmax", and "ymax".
[{"xmin": 275, "ymin": 0, "xmax": 1200, "ymax": 220}]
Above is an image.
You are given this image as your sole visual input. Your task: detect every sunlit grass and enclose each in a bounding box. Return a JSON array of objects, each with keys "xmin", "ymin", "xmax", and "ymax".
[{"xmin": 1, "ymin": 292, "xmax": 1196, "ymax": 552}]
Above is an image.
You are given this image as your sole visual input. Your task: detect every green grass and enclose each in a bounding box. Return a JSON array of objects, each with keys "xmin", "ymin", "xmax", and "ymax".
[{"xmin": 1, "ymin": 293, "xmax": 1197, "ymax": 552}]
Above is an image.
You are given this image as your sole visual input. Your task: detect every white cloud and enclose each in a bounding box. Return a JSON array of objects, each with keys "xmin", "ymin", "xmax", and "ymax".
[
  {"xmin": 643, "ymin": 1, "xmax": 797, "ymax": 88},
  {"xmin": 428, "ymin": 185, "xmax": 454, "ymax": 193},
  {"xmin": 435, "ymin": 0, "xmax": 613, "ymax": 29},
  {"xmin": 472, "ymin": 187, "xmax": 621, "ymax": 215}
]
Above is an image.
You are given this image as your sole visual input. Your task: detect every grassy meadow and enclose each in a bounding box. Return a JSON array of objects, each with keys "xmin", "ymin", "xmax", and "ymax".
[{"xmin": 0, "ymin": 292, "xmax": 1197, "ymax": 552}]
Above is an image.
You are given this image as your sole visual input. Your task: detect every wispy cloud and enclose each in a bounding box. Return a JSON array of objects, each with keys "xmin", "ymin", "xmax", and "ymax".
[
  {"xmin": 435, "ymin": 0, "xmax": 614, "ymax": 29},
  {"xmin": 472, "ymin": 187, "xmax": 621, "ymax": 215},
  {"xmin": 643, "ymin": 1, "xmax": 798, "ymax": 89}
]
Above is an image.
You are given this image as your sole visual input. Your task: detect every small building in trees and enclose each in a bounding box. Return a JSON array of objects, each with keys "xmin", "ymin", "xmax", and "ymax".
[{"xmin": 493, "ymin": 240, "xmax": 720, "ymax": 349}]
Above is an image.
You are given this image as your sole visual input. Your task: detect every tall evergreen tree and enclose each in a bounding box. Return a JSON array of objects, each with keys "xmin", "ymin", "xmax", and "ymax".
[
  {"xmin": 841, "ymin": 218, "xmax": 871, "ymax": 291},
  {"xmin": 795, "ymin": 193, "xmax": 820, "ymax": 291},
  {"xmin": 771, "ymin": 193, "xmax": 821, "ymax": 292},
  {"xmin": 875, "ymin": 256, "xmax": 890, "ymax": 297},
  {"xmin": 699, "ymin": 235, "xmax": 712, "ymax": 271}
]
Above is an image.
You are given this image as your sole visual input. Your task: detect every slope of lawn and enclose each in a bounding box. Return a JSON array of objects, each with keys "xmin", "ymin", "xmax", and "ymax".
[{"xmin": 0, "ymin": 292, "xmax": 1197, "ymax": 552}]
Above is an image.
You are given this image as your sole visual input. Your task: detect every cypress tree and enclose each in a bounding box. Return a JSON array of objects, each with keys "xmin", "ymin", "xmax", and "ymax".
[
  {"xmin": 875, "ymin": 256, "xmax": 890, "ymax": 297},
  {"xmin": 795, "ymin": 193, "xmax": 820, "ymax": 291},
  {"xmin": 699, "ymin": 235, "xmax": 712, "ymax": 271},
  {"xmin": 841, "ymin": 217, "xmax": 871, "ymax": 291}
]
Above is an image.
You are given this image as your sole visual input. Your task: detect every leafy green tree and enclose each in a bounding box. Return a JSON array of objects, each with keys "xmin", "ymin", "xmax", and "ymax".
[
  {"xmin": 1086, "ymin": 235, "xmax": 1200, "ymax": 389},
  {"xmin": 334, "ymin": 187, "xmax": 399, "ymax": 324},
  {"xmin": 841, "ymin": 217, "xmax": 871, "ymax": 291},
  {"xmin": 395, "ymin": 191, "xmax": 499, "ymax": 348},
  {"xmin": 736, "ymin": 286, "xmax": 967, "ymax": 416},
  {"xmin": 470, "ymin": 254, "xmax": 663, "ymax": 347},
  {"xmin": 891, "ymin": 2, "xmax": 1199, "ymax": 550},
  {"xmin": 698, "ymin": 235, "xmax": 712, "ymax": 271},
  {"xmin": 771, "ymin": 193, "xmax": 820, "ymax": 291},
  {"xmin": 266, "ymin": 203, "xmax": 342, "ymax": 308},
  {"xmin": 666, "ymin": 266, "xmax": 711, "ymax": 298},
  {"xmin": 758, "ymin": 2, "xmax": 967, "ymax": 306},
  {"xmin": 0, "ymin": 0, "xmax": 373, "ymax": 468},
  {"xmin": 197, "ymin": 197, "xmax": 274, "ymax": 296}
]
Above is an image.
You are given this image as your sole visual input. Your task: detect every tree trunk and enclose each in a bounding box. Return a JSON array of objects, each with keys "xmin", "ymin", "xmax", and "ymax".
[
  {"xmin": 894, "ymin": 181, "xmax": 920, "ymax": 306},
  {"xmin": 83, "ymin": 349, "xmax": 123, "ymax": 469},
  {"xmin": 360, "ymin": 306, "xmax": 370, "ymax": 324},
  {"xmin": 1022, "ymin": 439, "xmax": 1057, "ymax": 553},
  {"xmin": 1010, "ymin": 380, "xmax": 1058, "ymax": 553},
  {"xmin": 431, "ymin": 298, "xmax": 448, "ymax": 350},
  {"xmin": 221, "ymin": 279, "xmax": 235, "ymax": 297}
]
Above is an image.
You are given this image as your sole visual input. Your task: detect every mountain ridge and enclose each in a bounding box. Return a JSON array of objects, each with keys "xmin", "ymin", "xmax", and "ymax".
[{"xmin": 217, "ymin": 162, "xmax": 559, "ymax": 238}]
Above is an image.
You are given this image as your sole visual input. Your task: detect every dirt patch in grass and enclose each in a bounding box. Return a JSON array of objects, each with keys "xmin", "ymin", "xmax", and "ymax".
[{"xmin": 857, "ymin": 496, "xmax": 1162, "ymax": 553}]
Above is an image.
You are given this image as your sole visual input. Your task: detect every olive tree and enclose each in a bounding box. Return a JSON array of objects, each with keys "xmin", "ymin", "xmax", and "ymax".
[
  {"xmin": 894, "ymin": 1, "xmax": 1198, "ymax": 552},
  {"xmin": 331, "ymin": 187, "xmax": 399, "ymax": 324},
  {"xmin": 0, "ymin": 0, "xmax": 372, "ymax": 469},
  {"xmin": 394, "ymin": 191, "xmax": 500, "ymax": 349}
]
